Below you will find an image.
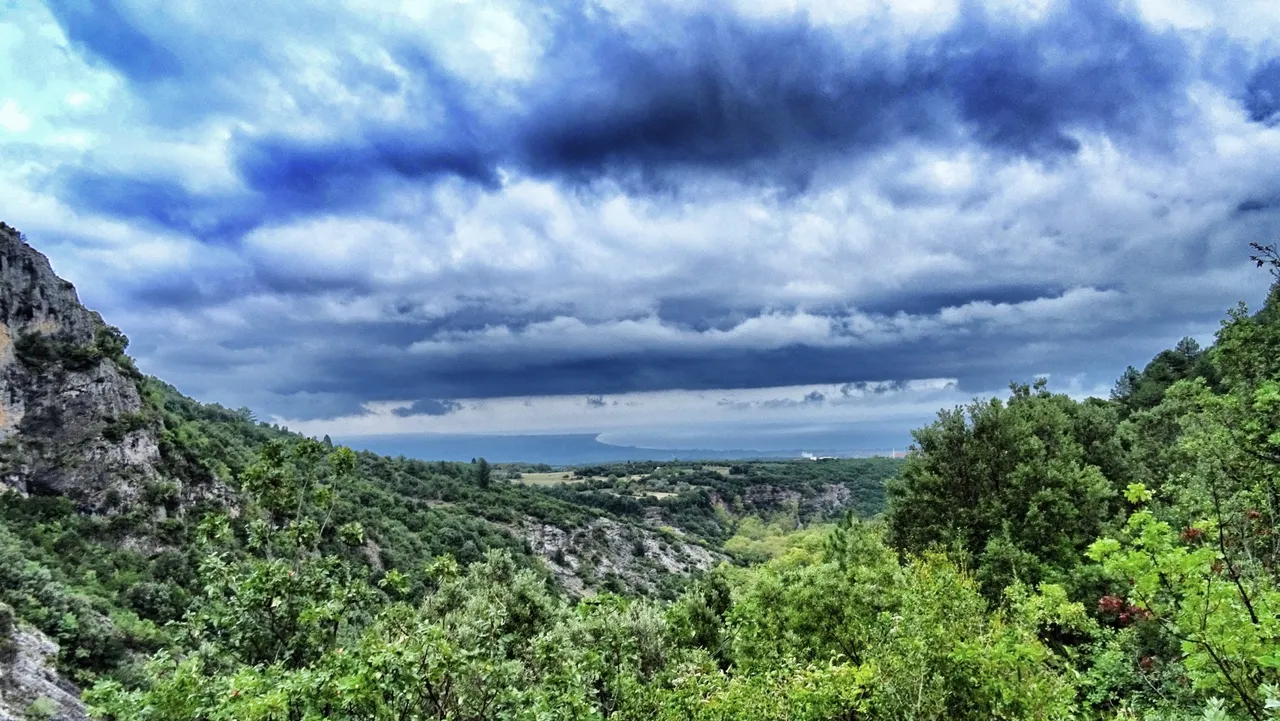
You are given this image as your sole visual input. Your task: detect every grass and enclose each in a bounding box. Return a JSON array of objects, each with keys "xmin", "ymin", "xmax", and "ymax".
[{"xmin": 517, "ymin": 472, "xmax": 583, "ymax": 486}]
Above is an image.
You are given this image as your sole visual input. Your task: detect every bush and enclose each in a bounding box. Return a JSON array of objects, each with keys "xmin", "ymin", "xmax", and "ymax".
[
  {"xmin": 26, "ymin": 697, "xmax": 58, "ymax": 721},
  {"xmin": 124, "ymin": 582, "xmax": 184, "ymax": 623},
  {"xmin": 141, "ymin": 482, "xmax": 179, "ymax": 509},
  {"xmin": 0, "ymin": 601, "xmax": 15, "ymax": 661},
  {"xmin": 13, "ymin": 332, "xmax": 56, "ymax": 368},
  {"xmin": 101, "ymin": 412, "xmax": 150, "ymax": 443}
]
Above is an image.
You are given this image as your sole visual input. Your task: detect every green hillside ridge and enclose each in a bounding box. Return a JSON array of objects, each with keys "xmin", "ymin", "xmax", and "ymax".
[
  {"xmin": 0, "ymin": 221, "xmax": 901, "ymax": 718},
  {"xmin": 0, "ymin": 372, "xmax": 900, "ymax": 680}
]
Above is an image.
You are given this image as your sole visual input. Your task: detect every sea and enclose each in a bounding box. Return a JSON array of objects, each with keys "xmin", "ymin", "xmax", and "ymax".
[{"xmin": 337, "ymin": 423, "xmax": 916, "ymax": 465}]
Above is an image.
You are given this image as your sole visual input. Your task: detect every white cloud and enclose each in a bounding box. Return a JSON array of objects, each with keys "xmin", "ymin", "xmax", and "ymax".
[
  {"xmin": 275, "ymin": 378, "xmax": 977, "ymax": 438},
  {"xmin": 400, "ymin": 286, "xmax": 1126, "ymax": 362},
  {"xmin": 0, "ymin": 99, "xmax": 31, "ymax": 132},
  {"xmin": 272, "ymin": 374, "xmax": 1118, "ymax": 447}
]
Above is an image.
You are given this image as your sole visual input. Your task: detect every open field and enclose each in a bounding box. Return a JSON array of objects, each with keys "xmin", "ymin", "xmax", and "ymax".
[{"xmin": 516, "ymin": 471, "xmax": 581, "ymax": 485}]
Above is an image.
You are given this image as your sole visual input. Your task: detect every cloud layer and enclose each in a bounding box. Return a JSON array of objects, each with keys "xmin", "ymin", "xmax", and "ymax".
[{"xmin": 4, "ymin": 0, "xmax": 1280, "ymax": 447}]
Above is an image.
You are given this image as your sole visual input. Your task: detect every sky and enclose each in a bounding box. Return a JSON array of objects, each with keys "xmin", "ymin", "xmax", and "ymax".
[{"xmin": 3, "ymin": 0, "xmax": 1280, "ymax": 457}]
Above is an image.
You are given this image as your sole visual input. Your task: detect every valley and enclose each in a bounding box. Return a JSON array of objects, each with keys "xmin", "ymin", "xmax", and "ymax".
[{"xmin": 0, "ymin": 220, "xmax": 899, "ymax": 717}]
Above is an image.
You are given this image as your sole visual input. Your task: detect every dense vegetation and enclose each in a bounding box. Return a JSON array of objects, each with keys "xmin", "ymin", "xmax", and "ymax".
[
  {"xmin": 0, "ymin": 374, "xmax": 897, "ymax": 692},
  {"xmin": 13, "ymin": 254, "xmax": 1280, "ymax": 717},
  {"xmin": 540, "ymin": 458, "xmax": 897, "ymax": 544}
]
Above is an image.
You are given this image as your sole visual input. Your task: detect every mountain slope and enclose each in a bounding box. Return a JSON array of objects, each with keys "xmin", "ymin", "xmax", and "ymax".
[{"xmin": 0, "ymin": 222, "xmax": 897, "ymax": 713}]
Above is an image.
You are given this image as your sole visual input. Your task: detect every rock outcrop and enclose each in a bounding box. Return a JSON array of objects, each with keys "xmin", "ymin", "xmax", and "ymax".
[
  {"xmin": 0, "ymin": 619, "xmax": 89, "ymax": 721},
  {"xmin": 0, "ymin": 222, "xmax": 163, "ymax": 512},
  {"xmin": 516, "ymin": 517, "xmax": 722, "ymax": 596}
]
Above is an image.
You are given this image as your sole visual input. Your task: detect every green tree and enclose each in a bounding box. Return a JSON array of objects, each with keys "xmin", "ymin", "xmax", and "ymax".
[
  {"xmin": 1111, "ymin": 336, "xmax": 1218, "ymax": 418},
  {"xmin": 86, "ymin": 439, "xmax": 377, "ymax": 717},
  {"xmin": 886, "ymin": 380, "xmax": 1123, "ymax": 598}
]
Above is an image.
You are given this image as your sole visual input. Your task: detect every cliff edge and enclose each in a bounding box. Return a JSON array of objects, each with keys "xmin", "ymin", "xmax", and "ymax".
[{"xmin": 0, "ymin": 222, "xmax": 163, "ymax": 512}]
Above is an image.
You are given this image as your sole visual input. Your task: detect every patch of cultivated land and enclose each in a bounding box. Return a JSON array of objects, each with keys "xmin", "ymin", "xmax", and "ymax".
[{"xmin": 517, "ymin": 471, "xmax": 582, "ymax": 485}]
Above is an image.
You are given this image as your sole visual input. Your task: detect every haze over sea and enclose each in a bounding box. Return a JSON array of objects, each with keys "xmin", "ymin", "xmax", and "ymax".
[{"xmin": 338, "ymin": 422, "xmax": 917, "ymax": 464}]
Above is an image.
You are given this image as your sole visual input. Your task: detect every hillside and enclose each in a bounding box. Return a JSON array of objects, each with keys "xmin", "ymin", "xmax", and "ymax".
[
  {"xmin": 0, "ymin": 223, "xmax": 898, "ymax": 717},
  {"xmin": 76, "ymin": 254, "xmax": 1280, "ymax": 720}
]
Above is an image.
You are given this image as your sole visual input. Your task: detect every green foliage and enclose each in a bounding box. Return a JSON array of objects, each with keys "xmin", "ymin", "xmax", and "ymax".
[
  {"xmin": 0, "ymin": 502, "xmax": 167, "ymax": 684},
  {"xmin": 887, "ymin": 380, "xmax": 1124, "ymax": 598},
  {"xmin": 100, "ymin": 411, "xmax": 149, "ymax": 443},
  {"xmin": 1112, "ymin": 337, "xmax": 1218, "ymax": 418},
  {"xmin": 721, "ymin": 514, "xmax": 829, "ymax": 564},
  {"xmin": 0, "ymin": 600, "xmax": 14, "ymax": 661},
  {"xmin": 89, "ymin": 505, "xmax": 1080, "ymax": 720},
  {"xmin": 25, "ymin": 697, "xmax": 58, "ymax": 721},
  {"xmin": 12, "ymin": 322, "xmax": 136, "ymax": 375},
  {"xmin": 13, "ymin": 331, "xmax": 57, "ymax": 367}
]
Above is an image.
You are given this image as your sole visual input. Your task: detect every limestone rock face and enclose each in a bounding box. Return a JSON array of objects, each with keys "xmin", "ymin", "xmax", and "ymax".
[
  {"xmin": 516, "ymin": 517, "xmax": 722, "ymax": 596},
  {"xmin": 0, "ymin": 222, "xmax": 163, "ymax": 511},
  {"xmin": 0, "ymin": 625, "xmax": 89, "ymax": 721}
]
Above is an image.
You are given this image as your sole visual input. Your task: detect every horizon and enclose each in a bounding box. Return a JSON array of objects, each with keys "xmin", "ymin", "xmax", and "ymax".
[{"xmin": 335, "ymin": 430, "xmax": 915, "ymax": 465}]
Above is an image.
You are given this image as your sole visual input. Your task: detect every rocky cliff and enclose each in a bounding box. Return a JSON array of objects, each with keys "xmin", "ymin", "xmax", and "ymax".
[
  {"xmin": 0, "ymin": 222, "xmax": 163, "ymax": 512},
  {"xmin": 516, "ymin": 517, "xmax": 721, "ymax": 596},
  {"xmin": 0, "ymin": 610, "xmax": 89, "ymax": 721}
]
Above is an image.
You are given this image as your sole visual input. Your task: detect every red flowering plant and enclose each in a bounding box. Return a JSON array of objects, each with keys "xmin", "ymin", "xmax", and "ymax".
[{"xmin": 1089, "ymin": 483, "xmax": 1280, "ymax": 719}]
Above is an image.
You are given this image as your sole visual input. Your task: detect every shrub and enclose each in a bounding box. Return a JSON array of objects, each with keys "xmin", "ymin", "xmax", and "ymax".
[
  {"xmin": 26, "ymin": 697, "xmax": 58, "ymax": 721},
  {"xmin": 0, "ymin": 601, "xmax": 15, "ymax": 661},
  {"xmin": 13, "ymin": 332, "xmax": 56, "ymax": 368}
]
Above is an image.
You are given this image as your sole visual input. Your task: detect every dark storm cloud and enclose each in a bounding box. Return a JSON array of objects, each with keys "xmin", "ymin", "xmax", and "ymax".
[
  {"xmin": 1245, "ymin": 58, "xmax": 1280, "ymax": 124},
  {"xmin": 519, "ymin": 0, "xmax": 1189, "ymax": 180},
  {"xmin": 45, "ymin": 0, "xmax": 1194, "ymax": 240},
  {"xmin": 655, "ymin": 298, "xmax": 763, "ymax": 332},
  {"xmin": 233, "ymin": 133, "xmax": 498, "ymax": 209},
  {"xmin": 45, "ymin": 0, "xmax": 182, "ymax": 81},
  {"xmin": 392, "ymin": 399, "xmax": 463, "ymax": 417},
  {"xmin": 839, "ymin": 381, "xmax": 911, "ymax": 396},
  {"xmin": 248, "ymin": 306, "xmax": 1173, "ymax": 403},
  {"xmin": 54, "ymin": 170, "xmax": 259, "ymax": 243},
  {"xmin": 229, "ymin": 45, "xmax": 503, "ymax": 199}
]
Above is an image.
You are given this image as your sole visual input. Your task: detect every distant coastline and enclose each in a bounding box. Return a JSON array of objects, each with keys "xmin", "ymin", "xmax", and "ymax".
[{"xmin": 338, "ymin": 432, "xmax": 911, "ymax": 465}]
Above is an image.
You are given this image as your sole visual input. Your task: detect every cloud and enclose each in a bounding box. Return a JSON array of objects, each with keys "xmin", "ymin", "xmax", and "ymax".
[
  {"xmin": 37, "ymin": 0, "xmax": 1197, "ymax": 241},
  {"xmin": 1246, "ymin": 58, "xmax": 1280, "ymax": 124},
  {"xmin": 276, "ymin": 378, "xmax": 978, "ymax": 440},
  {"xmin": 3, "ymin": 0, "xmax": 1280, "ymax": 446},
  {"xmin": 44, "ymin": 0, "xmax": 183, "ymax": 82},
  {"xmin": 0, "ymin": 100, "xmax": 32, "ymax": 133},
  {"xmin": 392, "ymin": 398, "xmax": 463, "ymax": 418},
  {"xmin": 518, "ymin": 0, "xmax": 1190, "ymax": 182}
]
